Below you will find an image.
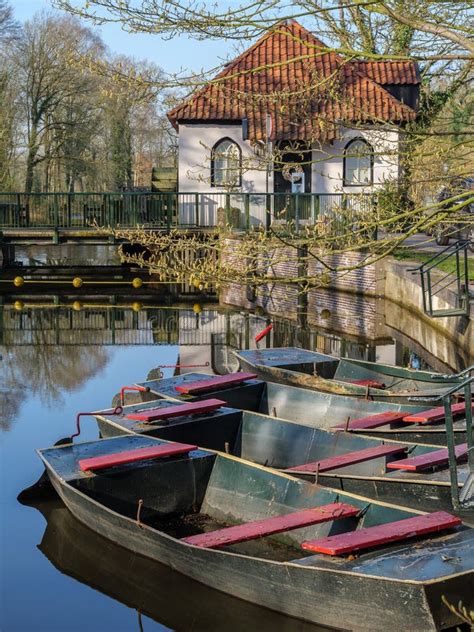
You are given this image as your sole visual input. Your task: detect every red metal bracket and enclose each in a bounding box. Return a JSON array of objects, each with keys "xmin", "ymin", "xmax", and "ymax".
[
  {"xmin": 71, "ymin": 406, "xmax": 123, "ymax": 440},
  {"xmin": 120, "ymin": 385, "xmax": 150, "ymax": 406},
  {"xmin": 255, "ymin": 323, "xmax": 273, "ymax": 347}
]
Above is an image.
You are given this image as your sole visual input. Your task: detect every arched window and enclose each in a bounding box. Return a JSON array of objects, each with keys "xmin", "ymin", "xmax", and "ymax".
[
  {"xmin": 343, "ymin": 138, "xmax": 373, "ymax": 186},
  {"xmin": 211, "ymin": 138, "xmax": 241, "ymax": 187}
]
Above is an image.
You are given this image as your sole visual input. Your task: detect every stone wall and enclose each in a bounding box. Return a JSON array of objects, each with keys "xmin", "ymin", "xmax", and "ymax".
[{"xmin": 384, "ymin": 261, "xmax": 473, "ymax": 366}]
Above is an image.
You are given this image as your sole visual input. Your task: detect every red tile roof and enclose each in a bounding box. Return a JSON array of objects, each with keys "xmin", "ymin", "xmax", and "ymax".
[
  {"xmin": 352, "ymin": 61, "xmax": 420, "ymax": 85},
  {"xmin": 168, "ymin": 20, "xmax": 418, "ymax": 142}
]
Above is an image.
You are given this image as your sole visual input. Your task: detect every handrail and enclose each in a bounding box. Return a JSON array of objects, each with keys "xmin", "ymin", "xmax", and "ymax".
[
  {"xmin": 409, "ymin": 374, "xmax": 474, "ymax": 402},
  {"xmin": 455, "ymin": 364, "xmax": 474, "ymax": 378},
  {"xmin": 0, "ymin": 190, "xmax": 377, "ymax": 233},
  {"xmin": 411, "ymin": 374, "xmax": 473, "ymax": 509},
  {"xmin": 407, "ymin": 239, "xmax": 469, "ymax": 274},
  {"xmin": 428, "ymin": 365, "xmax": 473, "ymax": 381}
]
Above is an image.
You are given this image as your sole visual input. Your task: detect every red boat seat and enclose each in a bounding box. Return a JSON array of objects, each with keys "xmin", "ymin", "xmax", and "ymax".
[
  {"xmin": 181, "ymin": 503, "xmax": 359, "ymax": 549},
  {"xmin": 175, "ymin": 372, "xmax": 257, "ymax": 395},
  {"xmin": 402, "ymin": 402, "xmax": 473, "ymax": 424},
  {"xmin": 301, "ymin": 511, "xmax": 461, "ymax": 556},
  {"xmin": 126, "ymin": 399, "xmax": 225, "ymax": 422},
  {"xmin": 387, "ymin": 443, "xmax": 468, "ymax": 472},
  {"xmin": 331, "ymin": 411, "xmax": 408, "ymax": 431},
  {"xmin": 286, "ymin": 445, "xmax": 408, "ymax": 474},
  {"xmin": 79, "ymin": 442, "xmax": 198, "ymax": 472},
  {"xmin": 346, "ymin": 379, "xmax": 386, "ymax": 389}
]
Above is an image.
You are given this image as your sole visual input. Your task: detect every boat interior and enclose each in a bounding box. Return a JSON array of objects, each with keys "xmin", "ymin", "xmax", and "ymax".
[{"xmin": 38, "ymin": 435, "xmax": 472, "ymax": 579}]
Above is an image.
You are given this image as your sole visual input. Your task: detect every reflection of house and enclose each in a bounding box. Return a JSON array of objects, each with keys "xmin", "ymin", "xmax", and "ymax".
[{"xmin": 168, "ymin": 20, "xmax": 419, "ymax": 224}]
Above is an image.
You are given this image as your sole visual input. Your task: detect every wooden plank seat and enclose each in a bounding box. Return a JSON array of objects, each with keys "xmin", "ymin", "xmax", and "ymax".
[
  {"xmin": 126, "ymin": 399, "xmax": 226, "ymax": 422},
  {"xmin": 175, "ymin": 372, "xmax": 257, "ymax": 395},
  {"xmin": 181, "ymin": 503, "xmax": 360, "ymax": 549},
  {"xmin": 346, "ymin": 379, "xmax": 386, "ymax": 389},
  {"xmin": 301, "ymin": 511, "xmax": 462, "ymax": 556},
  {"xmin": 286, "ymin": 445, "xmax": 408, "ymax": 474},
  {"xmin": 402, "ymin": 402, "xmax": 473, "ymax": 424},
  {"xmin": 387, "ymin": 443, "xmax": 468, "ymax": 472},
  {"xmin": 332, "ymin": 411, "xmax": 408, "ymax": 431},
  {"xmin": 79, "ymin": 442, "xmax": 198, "ymax": 472}
]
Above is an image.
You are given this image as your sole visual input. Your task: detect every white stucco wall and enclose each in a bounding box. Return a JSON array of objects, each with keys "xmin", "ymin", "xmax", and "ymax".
[
  {"xmin": 178, "ymin": 123, "xmax": 269, "ymax": 225},
  {"xmin": 312, "ymin": 127, "xmax": 400, "ymax": 196},
  {"xmin": 177, "ymin": 122, "xmax": 401, "ymax": 225}
]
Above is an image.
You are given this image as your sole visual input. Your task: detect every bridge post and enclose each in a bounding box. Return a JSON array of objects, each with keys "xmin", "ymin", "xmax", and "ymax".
[
  {"xmin": 67, "ymin": 192, "xmax": 72, "ymax": 226},
  {"xmin": 16, "ymin": 193, "xmax": 21, "ymax": 228},
  {"xmin": 166, "ymin": 194, "xmax": 172, "ymax": 233}
]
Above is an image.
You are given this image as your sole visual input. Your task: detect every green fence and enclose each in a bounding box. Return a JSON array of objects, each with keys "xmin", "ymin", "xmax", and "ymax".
[{"xmin": 0, "ymin": 191, "xmax": 377, "ymax": 232}]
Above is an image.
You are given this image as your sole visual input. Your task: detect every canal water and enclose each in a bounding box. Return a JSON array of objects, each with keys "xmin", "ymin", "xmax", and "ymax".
[{"xmin": 0, "ymin": 245, "xmax": 463, "ymax": 631}]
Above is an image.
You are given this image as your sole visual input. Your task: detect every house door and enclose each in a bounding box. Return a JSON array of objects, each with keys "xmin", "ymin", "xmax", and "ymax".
[
  {"xmin": 273, "ymin": 142, "xmax": 312, "ymax": 220},
  {"xmin": 273, "ymin": 142, "xmax": 312, "ymax": 193}
]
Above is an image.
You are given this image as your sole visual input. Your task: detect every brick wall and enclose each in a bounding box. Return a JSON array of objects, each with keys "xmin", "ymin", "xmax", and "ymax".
[{"xmin": 220, "ymin": 238, "xmax": 382, "ymax": 339}]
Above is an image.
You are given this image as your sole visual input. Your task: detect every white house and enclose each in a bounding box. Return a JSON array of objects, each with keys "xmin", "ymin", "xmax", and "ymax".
[{"xmin": 168, "ymin": 20, "xmax": 420, "ymax": 226}]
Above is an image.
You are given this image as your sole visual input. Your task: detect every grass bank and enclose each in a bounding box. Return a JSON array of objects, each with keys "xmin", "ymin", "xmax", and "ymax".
[{"xmin": 393, "ymin": 248, "xmax": 474, "ymax": 282}]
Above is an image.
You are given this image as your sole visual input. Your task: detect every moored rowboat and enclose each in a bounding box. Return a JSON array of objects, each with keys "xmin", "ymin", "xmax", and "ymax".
[
  {"xmin": 37, "ymin": 434, "xmax": 474, "ymax": 631},
  {"xmin": 95, "ymin": 399, "xmax": 471, "ymax": 513},
  {"xmin": 235, "ymin": 348, "xmax": 468, "ymax": 402},
  {"xmin": 134, "ymin": 372, "xmax": 471, "ymax": 446}
]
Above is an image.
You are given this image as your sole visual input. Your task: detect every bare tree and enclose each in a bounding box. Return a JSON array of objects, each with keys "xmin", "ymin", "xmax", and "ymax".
[{"xmin": 13, "ymin": 14, "xmax": 104, "ymax": 192}]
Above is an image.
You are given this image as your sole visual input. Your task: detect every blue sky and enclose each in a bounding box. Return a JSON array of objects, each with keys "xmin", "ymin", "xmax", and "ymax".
[{"xmin": 12, "ymin": 0, "xmax": 236, "ymax": 74}]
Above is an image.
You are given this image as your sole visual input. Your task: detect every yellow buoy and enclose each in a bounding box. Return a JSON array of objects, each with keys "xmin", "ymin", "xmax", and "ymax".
[
  {"xmin": 193, "ymin": 279, "xmax": 201, "ymax": 289},
  {"xmin": 14, "ymin": 300, "xmax": 24, "ymax": 311},
  {"xmin": 72, "ymin": 301, "xmax": 82, "ymax": 311},
  {"xmin": 72, "ymin": 277, "xmax": 83, "ymax": 288},
  {"xmin": 13, "ymin": 276, "xmax": 24, "ymax": 287},
  {"xmin": 132, "ymin": 301, "xmax": 142, "ymax": 312},
  {"xmin": 192, "ymin": 303, "xmax": 202, "ymax": 314},
  {"xmin": 132, "ymin": 277, "xmax": 143, "ymax": 289}
]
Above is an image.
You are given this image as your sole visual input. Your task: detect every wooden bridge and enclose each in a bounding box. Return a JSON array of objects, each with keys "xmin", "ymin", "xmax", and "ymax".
[{"xmin": 0, "ymin": 191, "xmax": 376, "ymax": 244}]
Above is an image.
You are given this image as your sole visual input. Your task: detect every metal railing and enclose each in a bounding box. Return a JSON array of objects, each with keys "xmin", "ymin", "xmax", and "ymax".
[
  {"xmin": 409, "ymin": 239, "xmax": 472, "ymax": 318},
  {"xmin": 410, "ymin": 372, "xmax": 474, "ymax": 510},
  {"xmin": 0, "ymin": 191, "xmax": 377, "ymax": 233}
]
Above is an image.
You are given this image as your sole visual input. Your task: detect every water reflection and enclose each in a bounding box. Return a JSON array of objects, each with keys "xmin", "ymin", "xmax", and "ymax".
[
  {"xmin": 1, "ymin": 342, "xmax": 109, "ymax": 433},
  {"xmin": 29, "ymin": 498, "xmax": 327, "ymax": 632},
  {"xmin": 13, "ymin": 244, "xmax": 121, "ymax": 267},
  {"xmin": 1, "ymin": 299, "xmax": 444, "ymax": 420},
  {"xmin": 0, "ymin": 285, "xmax": 465, "ymax": 631}
]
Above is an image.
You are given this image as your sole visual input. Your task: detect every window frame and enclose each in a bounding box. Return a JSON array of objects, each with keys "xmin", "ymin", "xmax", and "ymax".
[
  {"xmin": 343, "ymin": 138, "xmax": 374, "ymax": 187},
  {"xmin": 210, "ymin": 137, "xmax": 242, "ymax": 188}
]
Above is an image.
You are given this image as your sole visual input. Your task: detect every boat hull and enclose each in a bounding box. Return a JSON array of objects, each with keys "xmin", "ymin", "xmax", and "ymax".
[
  {"xmin": 36, "ymin": 500, "xmax": 322, "ymax": 632},
  {"xmin": 43, "ymin": 464, "xmax": 473, "ymax": 631}
]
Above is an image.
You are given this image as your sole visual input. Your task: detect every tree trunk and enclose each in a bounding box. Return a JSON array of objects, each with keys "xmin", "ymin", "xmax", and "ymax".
[{"xmin": 24, "ymin": 123, "xmax": 39, "ymax": 194}]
